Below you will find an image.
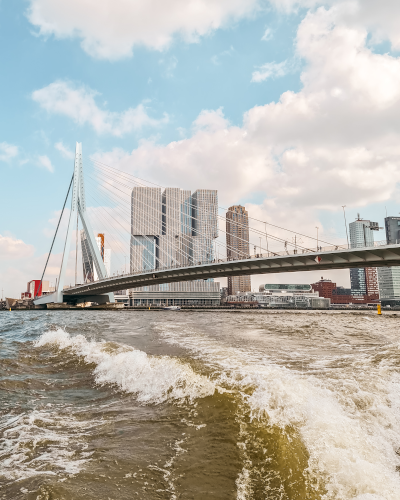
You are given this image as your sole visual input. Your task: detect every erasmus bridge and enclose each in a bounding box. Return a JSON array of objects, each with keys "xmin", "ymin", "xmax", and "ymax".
[{"xmin": 34, "ymin": 143, "xmax": 400, "ymax": 306}]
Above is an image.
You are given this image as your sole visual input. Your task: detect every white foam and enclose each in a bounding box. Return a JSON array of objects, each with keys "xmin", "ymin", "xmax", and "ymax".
[
  {"xmin": 0, "ymin": 409, "xmax": 96, "ymax": 481},
  {"xmin": 35, "ymin": 328, "xmax": 215, "ymax": 404},
  {"xmin": 158, "ymin": 324, "xmax": 400, "ymax": 500}
]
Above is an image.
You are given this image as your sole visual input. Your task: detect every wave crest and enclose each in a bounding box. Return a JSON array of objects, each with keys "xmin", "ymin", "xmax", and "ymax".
[{"xmin": 35, "ymin": 328, "xmax": 215, "ymax": 404}]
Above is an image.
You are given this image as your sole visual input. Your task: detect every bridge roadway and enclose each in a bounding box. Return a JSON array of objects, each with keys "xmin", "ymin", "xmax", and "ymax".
[{"xmin": 34, "ymin": 243, "xmax": 400, "ymax": 305}]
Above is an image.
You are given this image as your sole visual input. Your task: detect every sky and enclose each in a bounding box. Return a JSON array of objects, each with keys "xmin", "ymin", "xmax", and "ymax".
[{"xmin": 1, "ymin": 0, "xmax": 400, "ymax": 298}]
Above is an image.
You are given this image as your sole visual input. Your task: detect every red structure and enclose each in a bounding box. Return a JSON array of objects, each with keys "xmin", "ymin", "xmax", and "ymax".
[
  {"xmin": 26, "ymin": 280, "xmax": 43, "ymax": 298},
  {"xmin": 311, "ymin": 278, "xmax": 379, "ymax": 305},
  {"xmin": 311, "ymin": 277, "xmax": 336, "ymax": 299}
]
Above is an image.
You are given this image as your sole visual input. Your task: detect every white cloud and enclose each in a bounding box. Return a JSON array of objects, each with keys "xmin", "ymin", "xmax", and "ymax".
[
  {"xmin": 27, "ymin": 0, "xmax": 261, "ymax": 60},
  {"xmin": 0, "ymin": 142, "xmax": 18, "ymax": 162},
  {"xmin": 32, "ymin": 81, "xmax": 168, "ymax": 136},
  {"xmin": 93, "ymin": 5, "xmax": 400, "ymax": 254},
  {"xmin": 269, "ymin": 0, "xmax": 400, "ymax": 50},
  {"xmin": 261, "ymin": 27, "xmax": 273, "ymax": 41},
  {"xmin": 251, "ymin": 60, "xmax": 290, "ymax": 82},
  {"xmin": 25, "ymin": 0, "xmax": 400, "ymax": 61},
  {"xmin": 55, "ymin": 141, "xmax": 74, "ymax": 159},
  {"xmin": 38, "ymin": 155, "xmax": 54, "ymax": 173},
  {"xmin": 0, "ymin": 234, "xmax": 35, "ymax": 260}
]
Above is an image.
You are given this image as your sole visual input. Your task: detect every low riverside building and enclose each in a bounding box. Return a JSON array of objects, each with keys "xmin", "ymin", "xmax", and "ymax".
[
  {"xmin": 226, "ymin": 284, "xmax": 329, "ymax": 308},
  {"xmin": 124, "ymin": 281, "xmax": 221, "ymax": 307}
]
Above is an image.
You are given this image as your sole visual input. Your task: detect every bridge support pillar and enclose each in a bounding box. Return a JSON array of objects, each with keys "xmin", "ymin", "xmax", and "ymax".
[{"xmin": 50, "ymin": 142, "xmax": 114, "ymax": 305}]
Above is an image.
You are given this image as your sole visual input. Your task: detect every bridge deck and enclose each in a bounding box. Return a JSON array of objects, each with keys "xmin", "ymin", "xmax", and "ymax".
[{"xmin": 52, "ymin": 244, "xmax": 400, "ymax": 299}]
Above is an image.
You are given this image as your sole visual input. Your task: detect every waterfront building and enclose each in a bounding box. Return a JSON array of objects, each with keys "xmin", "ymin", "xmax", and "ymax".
[
  {"xmin": 378, "ymin": 216, "xmax": 400, "ymax": 306},
  {"xmin": 226, "ymin": 284, "xmax": 328, "ymax": 308},
  {"xmin": 23, "ymin": 280, "xmax": 50, "ymax": 299},
  {"xmin": 226, "ymin": 205, "xmax": 251, "ymax": 296},
  {"xmin": 349, "ymin": 216, "xmax": 379, "ymax": 299},
  {"xmin": 130, "ymin": 281, "xmax": 220, "ymax": 307},
  {"xmin": 310, "ymin": 277, "xmax": 335, "ymax": 299},
  {"xmin": 220, "ymin": 287, "xmax": 228, "ymax": 303},
  {"xmin": 130, "ymin": 186, "xmax": 219, "ymax": 306},
  {"xmin": 332, "ymin": 286, "xmax": 352, "ymax": 303},
  {"xmin": 114, "ymin": 289, "xmax": 129, "ymax": 306},
  {"xmin": 311, "ymin": 278, "xmax": 377, "ymax": 305}
]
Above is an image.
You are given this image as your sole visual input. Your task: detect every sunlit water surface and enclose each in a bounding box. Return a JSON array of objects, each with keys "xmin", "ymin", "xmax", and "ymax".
[{"xmin": 1, "ymin": 310, "xmax": 400, "ymax": 500}]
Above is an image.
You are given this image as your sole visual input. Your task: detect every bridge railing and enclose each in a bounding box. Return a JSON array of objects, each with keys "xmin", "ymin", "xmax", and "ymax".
[{"xmin": 62, "ymin": 238, "xmax": 396, "ymax": 290}]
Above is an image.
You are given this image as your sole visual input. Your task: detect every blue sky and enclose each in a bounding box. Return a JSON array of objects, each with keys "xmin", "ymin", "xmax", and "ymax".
[
  {"xmin": 1, "ymin": 1, "xmax": 301, "ymax": 248},
  {"xmin": 2, "ymin": 0, "xmax": 400, "ymax": 296}
]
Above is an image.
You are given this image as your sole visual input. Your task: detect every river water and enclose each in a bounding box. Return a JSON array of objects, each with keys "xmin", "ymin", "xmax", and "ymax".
[{"xmin": 0, "ymin": 310, "xmax": 400, "ymax": 500}]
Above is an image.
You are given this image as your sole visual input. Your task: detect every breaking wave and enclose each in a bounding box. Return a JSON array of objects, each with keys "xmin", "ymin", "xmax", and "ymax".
[
  {"xmin": 35, "ymin": 328, "xmax": 216, "ymax": 405},
  {"xmin": 158, "ymin": 323, "xmax": 400, "ymax": 500}
]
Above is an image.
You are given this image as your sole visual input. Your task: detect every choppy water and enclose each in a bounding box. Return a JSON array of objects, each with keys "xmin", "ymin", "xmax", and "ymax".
[{"xmin": 1, "ymin": 310, "xmax": 400, "ymax": 500}]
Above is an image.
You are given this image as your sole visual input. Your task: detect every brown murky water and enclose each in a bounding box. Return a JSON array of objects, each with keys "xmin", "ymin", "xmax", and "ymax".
[{"xmin": 1, "ymin": 310, "xmax": 400, "ymax": 499}]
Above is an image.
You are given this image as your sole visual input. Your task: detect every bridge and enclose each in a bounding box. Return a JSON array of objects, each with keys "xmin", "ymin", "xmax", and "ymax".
[{"xmin": 34, "ymin": 143, "xmax": 400, "ymax": 306}]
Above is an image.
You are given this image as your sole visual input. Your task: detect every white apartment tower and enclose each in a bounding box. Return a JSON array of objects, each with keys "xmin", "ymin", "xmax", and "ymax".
[
  {"xmin": 129, "ymin": 186, "xmax": 220, "ymax": 305},
  {"xmin": 349, "ymin": 216, "xmax": 379, "ymax": 298},
  {"xmin": 130, "ymin": 186, "xmax": 218, "ymax": 272}
]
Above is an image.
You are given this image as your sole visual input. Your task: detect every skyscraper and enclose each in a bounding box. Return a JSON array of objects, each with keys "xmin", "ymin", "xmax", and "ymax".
[
  {"xmin": 192, "ymin": 189, "xmax": 218, "ymax": 264},
  {"xmin": 81, "ymin": 230, "xmax": 111, "ymax": 282},
  {"xmin": 384, "ymin": 216, "xmax": 400, "ymax": 244},
  {"xmin": 81, "ymin": 230, "xmax": 93, "ymax": 282},
  {"xmin": 378, "ymin": 216, "xmax": 400, "ymax": 305},
  {"xmin": 130, "ymin": 187, "xmax": 162, "ymax": 272},
  {"xmin": 349, "ymin": 217, "xmax": 379, "ymax": 299},
  {"xmin": 226, "ymin": 205, "xmax": 251, "ymax": 296},
  {"xmin": 129, "ymin": 186, "xmax": 220, "ymax": 306},
  {"xmin": 130, "ymin": 186, "xmax": 218, "ymax": 271}
]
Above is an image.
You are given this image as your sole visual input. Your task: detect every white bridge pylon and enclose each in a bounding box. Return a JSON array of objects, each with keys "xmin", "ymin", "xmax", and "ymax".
[{"xmin": 36, "ymin": 143, "xmax": 114, "ymax": 305}]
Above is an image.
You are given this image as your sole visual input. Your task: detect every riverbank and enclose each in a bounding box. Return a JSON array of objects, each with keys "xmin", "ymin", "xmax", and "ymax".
[{"xmin": 0, "ymin": 304, "xmax": 397, "ymax": 312}]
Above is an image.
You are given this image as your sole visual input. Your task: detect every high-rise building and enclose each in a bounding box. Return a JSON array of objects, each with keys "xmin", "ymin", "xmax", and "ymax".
[
  {"xmin": 129, "ymin": 186, "xmax": 220, "ymax": 305},
  {"xmin": 192, "ymin": 189, "xmax": 218, "ymax": 264},
  {"xmin": 226, "ymin": 205, "xmax": 251, "ymax": 296},
  {"xmin": 81, "ymin": 230, "xmax": 111, "ymax": 282},
  {"xmin": 104, "ymin": 248, "xmax": 111, "ymax": 278},
  {"xmin": 131, "ymin": 187, "xmax": 162, "ymax": 272},
  {"xmin": 349, "ymin": 216, "xmax": 379, "ymax": 299},
  {"xmin": 384, "ymin": 216, "xmax": 400, "ymax": 244},
  {"xmin": 81, "ymin": 230, "xmax": 94, "ymax": 282},
  {"xmin": 378, "ymin": 216, "xmax": 400, "ymax": 305},
  {"xmin": 94, "ymin": 235, "xmax": 111, "ymax": 280}
]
